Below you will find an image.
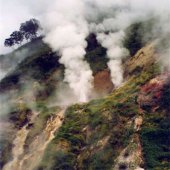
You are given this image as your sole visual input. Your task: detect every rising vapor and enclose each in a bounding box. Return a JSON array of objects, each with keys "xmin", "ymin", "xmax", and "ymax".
[
  {"xmin": 34, "ymin": 0, "xmax": 170, "ymax": 97},
  {"xmin": 97, "ymin": 32, "xmax": 129, "ymax": 87},
  {"xmin": 41, "ymin": 0, "xmax": 93, "ymax": 102}
]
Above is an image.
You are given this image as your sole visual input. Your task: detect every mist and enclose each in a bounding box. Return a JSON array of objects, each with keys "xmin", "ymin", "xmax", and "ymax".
[
  {"xmin": 0, "ymin": 1, "xmax": 170, "ymax": 169},
  {"xmin": 41, "ymin": 0, "xmax": 93, "ymax": 102},
  {"xmin": 1, "ymin": 0, "xmax": 170, "ymax": 103},
  {"xmin": 36, "ymin": 0, "xmax": 170, "ymax": 93}
]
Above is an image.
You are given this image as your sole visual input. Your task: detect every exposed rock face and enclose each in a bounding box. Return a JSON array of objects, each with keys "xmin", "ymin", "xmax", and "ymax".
[
  {"xmin": 137, "ymin": 73, "xmax": 170, "ymax": 112},
  {"xmin": 1, "ymin": 37, "xmax": 170, "ymax": 170},
  {"xmin": 9, "ymin": 109, "xmax": 32, "ymax": 129},
  {"xmin": 113, "ymin": 134, "xmax": 144, "ymax": 170},
  {"xmin": 93, "ymin": 69, "xmax": 114, "ymax": 96},
  {"xmin": 3, "ymin": 109, "xmax": 65, "ymax": 170},
  {"xmin": 134, "ymin": 116, "xmax": 143, "ymax": 131},
  {"xmin": 124, "ymin": 42, "xmax": 157, "ymax": 77}
]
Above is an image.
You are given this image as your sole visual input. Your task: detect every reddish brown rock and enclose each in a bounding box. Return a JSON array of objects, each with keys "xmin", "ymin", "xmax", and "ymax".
[
  {"xmin": 137, "ymin": 73, "xmax": 170, "ymax": 112},
  {"xmin": 93, "ymin": 69, "xmax": 114, "ymax": 96}
]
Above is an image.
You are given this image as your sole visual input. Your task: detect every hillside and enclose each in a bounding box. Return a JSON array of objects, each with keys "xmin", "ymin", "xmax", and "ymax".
[
  {"xmin": 36, "ymin": 43, "xmax": 170, "ymax": 170},
  {"xmin": 1, "ymin": 0, "xmax": 170, "ymax": 170},
  {"xmin": 0, "ymin": 35, "xmax": 169, "ymax": 170},
  {"xmin": 0, "ymin": 34, "xmax": 112, "ymax": 98},
  {"xmin": 0, "ymin": 34, "xmax": 111, "ymax": 169}
]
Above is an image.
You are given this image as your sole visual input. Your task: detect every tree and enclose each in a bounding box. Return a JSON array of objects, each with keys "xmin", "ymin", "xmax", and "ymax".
[
  {"xmin": 20, "ymin": 19, "xmax": 40, "ymax": 41},
  {"xmin": 4, "ymin": 18, "xmax": 40, "ymax": 48},
  {"xmin": 10, "ymin": 31, "xmax": 24, "ymax": 45},
  {"xmin": 4, "ymin": 38, "xmax": 14, "ymax": 47}
]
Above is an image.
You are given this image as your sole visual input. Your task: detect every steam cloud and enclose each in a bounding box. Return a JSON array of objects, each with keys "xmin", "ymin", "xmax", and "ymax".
[
  {"xmin": 97, "ymin": 31, "xmax": 129, "ymax": 87},
  {"xmin": 0, "ymin": 0, "xmax": 169, "ymax": 164},
  {"xmin": 1, "ymin": 0, "xmax": 168, "ymax": 103},
  {"xmin": 36, "ymin": 0, "xmax": 170, "ymax": 97},
  {"xmin": 40, "ymin": 0, "xmax": 93, "ymax": 102}
]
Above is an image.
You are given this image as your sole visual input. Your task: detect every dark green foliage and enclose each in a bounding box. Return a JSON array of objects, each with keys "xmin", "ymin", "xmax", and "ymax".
[
  {"xmin": 161, "ymin": 80, "xmax": 170, "ymax": 111},
  {"xmin": 10, "ymin": 31, "xmax": 24, "ymax": 44},
  {"xmin": 124, "ymin": 19, "xmax": 156, "ymax": 56},
  {"xmin": 141, "ymin": 117, "xmax": 170, "ymax": 169},
  {"xmin": 85, "ymin": 33, "xmax": 108, "ymax": 74},
  {"xmin": 4, "ymin": 31, "xmax": 24, "ymax": 47},
  {"xmin": 89, "ymin": 112, "xmax": 103, "ymax": 129},
  {"xmin": 0, "ymin": 48, "xmax": 62, "ymax": 93},
  {"xmin": 38, "ymin": 151, "xmax": 75, "ymax": 170},
  {"xmin": 123, "ymin": 22, "xmax": 143, "ymax": 56},
  {"xmin": 86, "ymin": 33, "xmax": 100, "ymax": 51},
  {"xmin": 56, "ymin": 105, "xmax": 87, "ymax": 149},
  {"xmin": 88, "ymin": 147, "xmax": 114, "ymax": 170},
  {"xmin": 4, "ymin": 18, "xmax": 40, "ymax": 48},
  {"xmin": 26, "ymin": 52, "xmax": 60, "ymax": 80},
  {"xmin": 52, "ymin": 152, "xmax": 75, "ymax": 170},
  {"xmin": 20, "ymin": 19, "xmax": 40, "ymax": 41},
  {"xmin": 4, "ymin": 38, "xmax": 14, "ymax": 47}
]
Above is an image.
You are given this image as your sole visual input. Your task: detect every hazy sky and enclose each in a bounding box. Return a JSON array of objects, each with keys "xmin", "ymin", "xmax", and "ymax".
[
  {"xmin": 0, "ymin": 0, "xmax": 35, "ymax": 54},
  {"xmin": 1, "ymin": 0, "xmax": 169, "ymax": 55}
]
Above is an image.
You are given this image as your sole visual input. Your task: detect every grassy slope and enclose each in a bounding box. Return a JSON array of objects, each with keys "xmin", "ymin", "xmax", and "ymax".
[
  {"xmin": 0, "ymin": 35, "xmax": 109, "ymax": 169},
  {"xmin": 1, "ymin": 36, "xmax": 169, "ymax": 169},
  {"xmin": 38, "ymin": 41, "xmax": 170, "ymax": 169}
]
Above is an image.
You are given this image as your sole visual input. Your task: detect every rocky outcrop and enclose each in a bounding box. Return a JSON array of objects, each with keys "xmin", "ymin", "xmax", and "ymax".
[
  {"xmin": 137, "ymin": 73, "xmax": 170, "ymax": 112},
  {"xmin": 124, "ymin": 42, "xmax": 157, "ymax": 77},
  {"xmin": 9, "ymin": 109, "xmax": 32, "ymax": 129},
  {"xmin": 113, "ymin": 134, "xmax": 144, "ymax": 170},
  {"xmin": 93, "ymin": 69, "xmax": 114, "ymax": 96}
]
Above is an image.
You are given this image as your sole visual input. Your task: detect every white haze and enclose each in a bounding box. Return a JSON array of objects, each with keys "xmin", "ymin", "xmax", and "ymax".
[
  {"xmin": 87, "ymin": 0, "xmax": 170, "ymax": 86},
  {"xmin": 38, "ymin": 0, "xmax": 170, "ymax": 95},
  {"xmin": 1, "ymin": 0, "xmax": 170, "ymax": 103},
  {"xmin": 41, "ymin": 0, "xmax": 93, "ymax": 102},
  {"xmin": 0, "ymin": 0, "xmax": 169, "ymax": 158}
]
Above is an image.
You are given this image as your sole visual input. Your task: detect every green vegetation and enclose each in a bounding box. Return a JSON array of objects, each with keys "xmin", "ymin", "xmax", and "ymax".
[
  {"xmin": 2, "ymin": 26, "xmax": 169, "ymax": 170},
  {"xmin": 141, "ymin": 112, "xmax": 170, "ymax": 169},
  {"xmin": 85, "ymin": 33, "xmax": 108, "ymax": 75},
  {"xmin": 24, "ymin": 104, "xmax": 60, "ymax": 150},
  {"xmin": 123, "ymin": 19, "xmax": 156, "ymax": 56},
  {"xmin": 124, "ymin": 22, "xmax": 144, "ymax": 56},
  {"xmin": 4, "ymin": 19, "xmax": 40, "ymax": 47},
  {"xmin": 85, "ymin": 46, "xmax": 108, "ymax": 75},
  {"xmin": 161, "ymin": 82, "xmax": 170, "ymax": 111},
  {"xmin": 38, "ymin": 62, "xmax": 161, "ymax": 170}
]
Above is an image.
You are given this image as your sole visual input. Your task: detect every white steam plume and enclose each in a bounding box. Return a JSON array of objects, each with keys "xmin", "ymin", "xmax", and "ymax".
[
  {"xmin": 32, "ymin": 0, "xmax": 170, "ymax": 94},
  {"xmin": 97, "ymin": 31, "xmax": 129, "ymax": 87},
  {"xmin": 41, "ymin": 0, "xmax": 93, "ymax": 102},
  {"xmin": 88, "ymin": 0, "xmax": 170, "ymax": 86}
]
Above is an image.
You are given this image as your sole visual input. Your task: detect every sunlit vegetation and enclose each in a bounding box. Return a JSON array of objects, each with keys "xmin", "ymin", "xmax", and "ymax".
[{"xmin": 38, "ymin": 62, "xmax": 162, "ymax": 169}]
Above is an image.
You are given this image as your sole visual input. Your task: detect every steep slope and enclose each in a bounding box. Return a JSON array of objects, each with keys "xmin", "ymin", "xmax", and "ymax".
[
  {"xmin": 0, "ymin": 38, "xmax": 169, "ymax": 170},
  {"xmin": 0, "ymin": 34, "xmax": 111, "ymax": 96},
  {"xmin": 0, "ymin": 38, "xmax": 49, "ymax": 79},
  {"xmin": 36, "ymin": 43, "xmax": 170, "ymax": 170},
  {"xmin": 0, "ymin": 35, "xmax": 111, "ymax": 169}
]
